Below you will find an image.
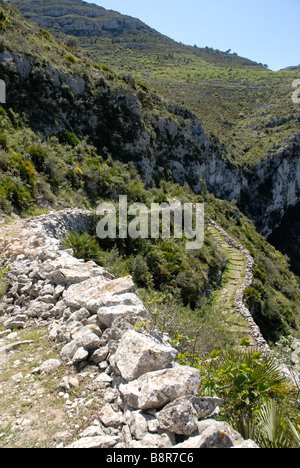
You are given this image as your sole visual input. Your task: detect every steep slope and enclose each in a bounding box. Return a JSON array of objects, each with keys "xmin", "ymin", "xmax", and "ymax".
[
  {"xmin": 9, "ymin": 0, "xmax": 156, "ymax": 37},
  {"xmin": 0, "ymin": 209, "xmax": 266, "ymax": 449},
  {"xmin": 11, "ymin": 0, "xmax": 300, "ymax": 165},
  {"xmin": 0, "ymin": 1, "xmax": 299, "ymax": 346},
  {"xmin": 9, "ymin": 0, "xmax": 300, "ymax": 272}
]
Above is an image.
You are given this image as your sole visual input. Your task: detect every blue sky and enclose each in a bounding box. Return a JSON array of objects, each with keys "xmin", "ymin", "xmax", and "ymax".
[{"xmin": 93, "ymin": 0, "xmax": 300, "ymax": 71}]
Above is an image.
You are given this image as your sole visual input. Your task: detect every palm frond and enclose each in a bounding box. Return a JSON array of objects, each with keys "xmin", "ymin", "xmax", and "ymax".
[
  {"xmin": 256, "ymin": 400, "xmax": 300, "ymax": 448},
  {"xmin": 61, "ymin": 231, "xmax": 103, "ymax": 265}
]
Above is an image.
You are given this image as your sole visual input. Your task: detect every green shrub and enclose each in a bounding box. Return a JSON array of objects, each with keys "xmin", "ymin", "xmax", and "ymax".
[
  {"xmin": 244, "ymin": 286, "xmax": 262, "ymax": 314},
  {"xmin": 0, "ymin": 266, "xmax": 10, "ymax": 300},
  {"xmin": 61, "ymin": 231, "xmax": 103, "ymax": 265},
  {"xmin": 39, "ymin": 28, "xmax": 51, "ymax": 39},
  {"xmin": 0, "ymin": 176, "xmax": 33, "ymax": 211},
  {"xmin": 176, "ymin": 269, "xmax": 205, "ymax": 308},
  {"xmin": 8, "ymin": 154, "xmax": 36, "ymax": 191},
  {"xmin": 0, "ymin": 133, "xmax": 8, "ymax": 151},
  {"xmin": 27, "ymin": 145, "xmax": 49, "ymax": 172},
  {"xmin": 199, "ymin": 348, "xmax": 290, "ymax": 422},
  {"xmin": 137, "ymin": 81, "xmax": 149, "ymax": 92},
  {"xmin": 100, "ymin": 65, "xmax": 116, "ymax": 75},
  {"xmin": 65, "ymin": 55, "xmax": 77, "ymax": 64},
  {"xmin": 0, "ymin": 12, "xmax": 6, "ymax": 33},
  {"xmin": 126, "ymin": 179, "xmax": 147, "ymax": 203},
  {"xmin": 59, "ymin": 130, "xmax": 80, "ymax": 147},
  {"xmin": 131, "ymin": 255, "xmax": 153, "ymax": 287},
  {"xmin": 249, "ymin": 400, "xmax": 300, "ymax": 449}
]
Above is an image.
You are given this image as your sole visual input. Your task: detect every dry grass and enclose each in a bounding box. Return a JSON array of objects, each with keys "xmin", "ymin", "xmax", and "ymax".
[{"xmin": 0, "ymin": 324, "xmax": 106, "ymax": 448}]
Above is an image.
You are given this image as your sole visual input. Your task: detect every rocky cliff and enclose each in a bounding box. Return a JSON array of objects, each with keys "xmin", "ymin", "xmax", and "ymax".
[
  {"xmin": 10, "ymin": 0, "xmax": 154, "ymax": 37},
  {"xmin": 1, "ymin": 49, "xmax": 299, "ymax": 245}
]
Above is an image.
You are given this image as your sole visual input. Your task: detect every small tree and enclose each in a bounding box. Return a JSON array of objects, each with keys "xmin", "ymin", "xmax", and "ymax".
[{"xmin": 132, "ymin": 255, "xmax": 153, "ymax": 287}]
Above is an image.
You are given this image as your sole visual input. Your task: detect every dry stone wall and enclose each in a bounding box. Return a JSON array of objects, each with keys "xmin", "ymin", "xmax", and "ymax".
[
  {"xmin": 208, "ymin": 218, "xmax": 270, "ymax": 353},
  {"xmin": 0, "ymin": 209, "xmax": 259, "ymax": 448}
]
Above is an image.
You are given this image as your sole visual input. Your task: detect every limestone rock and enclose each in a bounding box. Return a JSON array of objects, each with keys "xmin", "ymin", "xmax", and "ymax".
[
  {"xmin": 127, "ymin": 410, "xmax": 149, "ymax": 440},
  {"xmin": 3, "ymin": 315, "xmax": 27, "ymax": 329},
  {"xmin": 60, "ymin": 340, "xmax": 79, "ymax": 362},
  {"xmin": 173, "ymin": 420, "xmax": 245, "ymax": 448},
  {"xmin": 26, "ymin": 300, "xmax": 53, "ymax": 318},
  {"xmin": 72, "ymin": 347, "xmax": 89, "ymax": 363},
  {"xmin": 66, "ymin": 308, "xmax": 90, "ymax": 324},
  {"xmin": 99, "ymin": 404, "xmax": 124, "ymax": 428},
  {"xmin": 70, "ymin": 324, "xmax": 102, "ymax": 340},
  {"xmin": 95, "ymin": 372, "xmax": 113, "ymax": 386},
  {"xmin": 97, "ymin": 302, "xmax": 148, "ymax": 329},
  {"xmin": 129, "ymin": 432, "xmax": 173, "ymax": 448},
  {"xmin": 39, "ymin": 359, "xmax": 61, "ymax": 374},
  {"xmin": 59, "ymin": 376, "xmax": 79, "ymax": 390},
  {"xmin": 79, "ymin": 425, "xmax": 107, "ymax": 439},
  {"xmin": 75, "ymin": 332, "xmax": 101, "ymax": 351},
  {"xmin": 233, "ymin": 439, "xmax": 260, "ymax": 448},
  {"xmin": 119, "ymin": 364, "xmax": 201, "ymax": 410},
  {"xmin": 156, "ymin": 396, "xmax": 222, "ymax": 436},
  {"xmin": 65, "ymin": 435, "xmax": 120, "ymax": 449},
  {"xmin": 114, "ymin": 329, "xmax": 178, "ymax": 382},
  {"xmin": 63, "ymin": 276, "xmax": 135, "ymax": 312},
  {"xmin": 49, "ymin": 261, "xmax": 109, "ymax": 286},
  {"xmin": 90, "ymin": 346, "xmax": 109, "ymax": 364},
  {"xmin": 193, "ymin": 396, "xmax": 223, "ymax": 419}
]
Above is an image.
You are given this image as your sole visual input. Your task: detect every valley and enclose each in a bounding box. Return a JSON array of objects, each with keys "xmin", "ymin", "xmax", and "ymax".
[{"xmin": 0, "ymin": 0, "xmax": 299, "ymax": 448}]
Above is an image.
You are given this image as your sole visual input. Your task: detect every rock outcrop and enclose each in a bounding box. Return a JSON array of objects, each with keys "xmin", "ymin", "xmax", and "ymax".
[
  {"xmin": 13, "ymin": 0, "xmax": 153, "ymax": 37},
  {"xmin": 0, "ymin": 209, "xmax": 259, "ymax": 448}
]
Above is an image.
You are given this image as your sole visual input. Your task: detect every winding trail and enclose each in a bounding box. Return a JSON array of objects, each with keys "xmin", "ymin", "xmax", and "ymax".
[{"xmin": 208, "ymin": 219, "xmax": 270, "ymax": 353}]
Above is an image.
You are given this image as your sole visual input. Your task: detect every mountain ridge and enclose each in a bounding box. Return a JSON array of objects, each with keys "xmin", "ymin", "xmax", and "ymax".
[{"xmin": 8, "ymin": 0, "xmax": 158, "ymax": 37}]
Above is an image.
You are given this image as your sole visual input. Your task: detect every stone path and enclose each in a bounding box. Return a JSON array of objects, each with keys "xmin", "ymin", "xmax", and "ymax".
[
  {"xmin": 208, "ymin": 219, "xmax": 270, "ymax": 353},
  {"xmin": 0, "ymin": 209, "xmax": 259, "ymax": 448}
]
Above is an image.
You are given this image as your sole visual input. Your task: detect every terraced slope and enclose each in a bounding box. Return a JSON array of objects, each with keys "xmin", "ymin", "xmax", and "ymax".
[
  {"xmin": 208, "ymin": 226, "xmax": 247, "ymax": 315},
  {"xmin": 207, "ymin": 221, "xmax": 269, "ymax": 352}
]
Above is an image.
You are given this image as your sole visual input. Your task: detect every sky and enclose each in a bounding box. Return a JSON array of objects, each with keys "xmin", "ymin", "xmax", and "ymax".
[{"xmin": 93, "ymin": 0, "xmax": 300, "ymax": 71}]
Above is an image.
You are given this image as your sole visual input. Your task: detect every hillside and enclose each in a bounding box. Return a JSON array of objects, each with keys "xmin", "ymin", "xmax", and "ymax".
[
  {"xmin": 8, "ymin": 0, "xmax": 300, "ymax": 275},
  {"xmin": 0, "ymin": 1, "xmax": 299, "ymax": 448},
  {"xmin": 11, "ymin": 0, "xmax": 300, "ymax": 166},
  {"xmin": 0, "ymin": 0, "xmax": 299, "ymax": 338}
]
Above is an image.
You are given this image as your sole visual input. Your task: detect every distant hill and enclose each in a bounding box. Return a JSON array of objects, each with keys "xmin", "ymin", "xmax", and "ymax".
[
  {"xmin": 10, "ymin": 0, "xmax": 155, "ymax": 36},
  {"xmin": 280, "ymin": 65, "xmax": 300, "ymax": 72}
]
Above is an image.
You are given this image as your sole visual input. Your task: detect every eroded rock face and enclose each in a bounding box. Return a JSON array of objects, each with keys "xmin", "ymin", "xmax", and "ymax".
[{"xmin": 2, "ymin": 48, "xmax": 299, "ymax": 246}]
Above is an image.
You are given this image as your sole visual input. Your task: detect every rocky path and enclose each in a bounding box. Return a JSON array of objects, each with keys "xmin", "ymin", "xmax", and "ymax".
[
  {"xmin": 207, "ymin": 224, "xmax": 249, "ymax": 338},
  {"xmin": 0, "ymin": 209, "xmax": 259, "ymax": 448},
  {"xmin": 208, "ymin": 219, "xmax": 270, "ymax": 353}
]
